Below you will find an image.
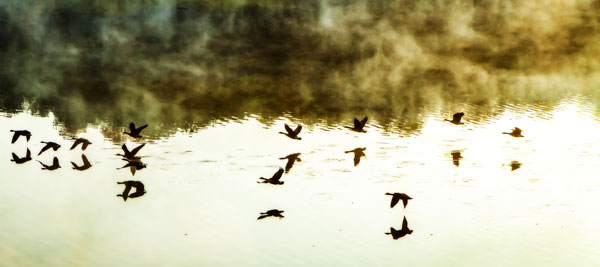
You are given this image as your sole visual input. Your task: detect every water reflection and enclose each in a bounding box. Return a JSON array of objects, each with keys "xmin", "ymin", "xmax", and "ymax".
[
  {"xmin": 445, "ymin": 112, "xmax": 465, "ymax": 125},
  {"xmin": 385, "ymin": 193, "xmax": 412, "ymax": 209},
  {"xmin": 117, "ymin": 180, "xmax": 146, "ymax": 201},
  {"xmin": 258, "ymin": 168, "xmax": 284, "ymax": 185},
  {"xmin": 385, "ymin": 217, "xmax": 413, "ymax": 240},
  {"xmin": 451, "ymin": 151, "xmax": 463, "ymax": 167},
  {"xmin": 345, "ymin": 147, "xmax": 366, "ymax": 166},
  {"xmin": 10, "ymin": 148, "xmax": 31, "ymax": 164},
  {"xmin": 345, "ymin": 116, "xmax": 368, "ymax": 133},
  {"xmin": 257, "ymin": 209, "xmax": 284, "ymax": 220},
  {"xmin": 70, "ymin": 138, "xmax": 92, "ymax": 150},
  {"xmin": 10, "ymin": 130, "xmax": 31, "ymax": 143},
  {"xmin": 279, "ymin": 124, "xmax": 302, "ymax": 140},
  {"xmin": 38, "ymin": 141, "xmax": 61, "ymax": 156},
  {"xmin": 503, "ymin": 127, "xmax": 524, "ymax": 137},
  {"xmin": 38, "ymin": 157, "xmax": 60, "ymax": 170},
  {"xmin": 71, "ymin": 154, "xmax": 92, "ymax": 171},
  {"xmin": 279, "ymin": 153, "xmax": 301, "ymax": 173},
  {"xmin": 120, "ymin": 158, "xmax": 147, "ymax": 176}
]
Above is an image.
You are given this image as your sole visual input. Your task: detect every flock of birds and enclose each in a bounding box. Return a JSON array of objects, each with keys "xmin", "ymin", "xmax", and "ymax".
[
  {"xmin": 9, "ymin": 123, "xmax": 150, "ymax": 201},
  {"xmin": 9, "ymin": 113, "xmax": 525, "ymax": 240},
  {"xmin": 258, "ymin": 112, "xmax": 525, "ymax": 240}
]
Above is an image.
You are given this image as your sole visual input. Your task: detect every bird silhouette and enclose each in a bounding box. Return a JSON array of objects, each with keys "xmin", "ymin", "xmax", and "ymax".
[
  {"xmin": 11, "ymin": 148, "xmax": 32, "ymax": 164},
  {"xmin": 345, "ymin": 116, "xmax": 368, "ymax": 132},
  {"xmin": 279, "ymin": 153, "xmax": 301, "ymax": 173},
  {"xmin": 10, "ymin": 130, "xmax": 31, "ymax": 143},
  {"xmin": 445, "ymin": 112, "xmax": 464, "ymax": 125},
  {"xmin": 38, "ymin": 141, "xmax": 60, "ymax": 155},
  {"xmin": 385, "ymin": 192, "xmax": 412, "ymax": 208},
  {"xmin": 345, "ymin": 147, "xmax": 366, "ymax": 166},
  {"xmin": 257, "ymin": 209, "xmax": 284, "ymax": 220},
  {"xmin": 119, "ymin": 158, "xmax": 147, "ymax": 176},
  {"xmin": 117, "ymin": 143, "xmax": 145, "ymax": 159},
  {"xmin": 71, "ymin": 154, "xmax": 92, "ymax": 171},
  {"xmin": 117, "ymin": 181, "xmax": 146, "ymax": 201},
  {"xmin": 279, "ymin": 124, "xmax": 302, "ymax": 140},
  {"xmin": 70, "ymin": 138, "xmax": 92, "ymax": 150},
  {"xmin": 258, "ymin": 168, "xmax": 284, "ymax": 185},
  {"xmin": 38, "ymin": 157, "xmax": 60, "ymax": 170},
  {"xmin": 503, "ymin": 127, "xmax": 524, "ymax": 137},
  {"xmin": 451, "ymin": 151, "xmax": 462, "ymax": 167},
  {"xmin": 123, "ymin": 122, "xmax": 148, "ymax": 138},
  {"xmin": 385, "ymin": 217, "xmax": 413, "ymax": 240},
  {"xmin": 510, "ymin": 161, "xmax": 522, "ymax": 171}
]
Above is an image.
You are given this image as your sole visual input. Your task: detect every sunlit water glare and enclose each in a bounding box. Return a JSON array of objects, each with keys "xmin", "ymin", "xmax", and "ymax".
[{"xmin": 1, "ymin": 95, "xmax": 600, "ymax": 266}]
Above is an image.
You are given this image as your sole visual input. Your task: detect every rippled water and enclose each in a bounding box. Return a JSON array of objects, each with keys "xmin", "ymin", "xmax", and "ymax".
[{"xmin": 2, "ymin": 95, "xmax": 600, "ymax": 266}]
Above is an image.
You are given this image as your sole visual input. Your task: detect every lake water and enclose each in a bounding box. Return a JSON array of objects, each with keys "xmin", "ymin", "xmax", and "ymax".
[{"xmin": 1, "ymin": 94, "xmax": 600, "ymax": 266}]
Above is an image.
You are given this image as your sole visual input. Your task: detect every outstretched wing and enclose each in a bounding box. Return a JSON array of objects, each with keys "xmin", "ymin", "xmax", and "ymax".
[
  {"xmin": 52, "ymin": 157, "xmax": 59, "ymax": 167},
  {"xmin": 25, "ymin": 148, "xmax": 31, "ymax": 158},
  {"xmin": 453, "ymin": 112, "xmax": 464, "ymax": 122},
  {"xmin": 70, "ymin": 139, "xmax": 81, "ymax": 150},
  {"xmin": 81, "ymin": 140, "xmax": 90, "ymax": 150},
  {"xmin": 360, "ymin": 116, "xmax": 368, "ymax": 127},
  {"xmin": 390, "ymin": 194, "xmax": 400, "ymax": 208},
  {"xmin": 272, "ymin": 168, "xmax": 284, "ymax": 181},
  {"xmin": 402, "ymin": 217, "xmax": 408, "ymax": 229},
  {"xmin": 293, "ymin": 124, "xmax": 302, "ymax": 136},
  {"xmin": 11, "ymin": 152, "xmax": 18, "ymax": 161},
  {"xmin": 402, "ymin": 198, "xmax": 409, "ymax": 208},
  {"xmin": 38, "ymin": 144, "xmax": 50, "ymax": 155},
  {"xmin": 353, "ymin": 118, "xmax": 361, "ymax": 129},
  {"xmin": 130, "ymin": 143, "xmax": 146, "ymax": 156},
  {"xmin": 81, "ymin": 154, "xmax": 90, "ymax": 166},
  {"xmin": 284, "ymin": 124, "xmax": 293, "ymax": 134},
  {"xmin": 136, "ymin": 124, "xmax": 148, "ymax": 132},
  {"xmin": 11, "ymin": 132, "xmax": 19, "ymax": 144},
  {"xmin": 121, "ymin": 144, "xmax": 130, "ymax": 155},
  {"xmin": 129, "ymin": 122, "xmax": 136, "ymax": 132}
]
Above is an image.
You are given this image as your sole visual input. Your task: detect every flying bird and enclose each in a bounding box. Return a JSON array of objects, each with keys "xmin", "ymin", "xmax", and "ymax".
[
  {"xmin": 70, "ymin": 138, "xmax": 92, "ymax": 150},
  {"xmin": 117, "ymin": 181, "xmax": 146, "ymax": 201},
  {"xmin": 71, "ymin": 154, "xmax": 92, "ymax": 171},
  {"xmin": 510, "ymin": 161, "xmax": 522, "ymax": 171},
  {"xmin": 123, "ymin": 122, "xmax": 148, "ymax": 138},
  {"xmin": 257, "ymin": 209, "xmax": 285, "ymax": 220},
  {"xmin": 258, "ymin": 168, "xmax": 284, "ymax": 185},
  {"xmin": 38, "ymin": 157, "xmax": 60, "ymax": 170},
  {"xmin": 503, "ymin": 127, "xmax": 524, "ymax": 137},
  {"xmin": 38, "ymin": 141, "xmax": 61, "ymax": 155},
  {"xmin": 10, "ymin": 130, "xmax": 31, "ymax": 143},
  {"xmin": 385, "ymin": 217, "xmax": 413, "ymax": 240},
  {"xmin": 345, "ymin": 147, "xmax": 366, "ymax": 166},
  {"xmin": 279, "ymin": 153, "xmax": 301, "ymax": 173},
  {"xmin": 385, "ymin": 192, "xmax": 412, "ymax": 208},
  {"xmin": 279, "ymin": 124, "xmax": 302, "ymax": 140},
  {"xmin": 451, "ymin": 151, "xmax": 462, "ymax": 167},
  {"xmin": 345, "ymin": 116, "xmax": 368, "ymax": 132},
  {"xmin": 117, "ymin": 143, "xmax": 145, "ymax": 160},
  {"xmin": 11, "ymin": 148, "xmax": 32, "ymax": 164},
  {"xmin": 445, "ymin": 112, "xmax": 464, "ymax": 125}
]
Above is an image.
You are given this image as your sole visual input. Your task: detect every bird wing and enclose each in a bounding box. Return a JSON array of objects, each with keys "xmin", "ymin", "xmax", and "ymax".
[
  {"xmin": 293, "ymin": 125, "xmax": 302, "ymax": 135},
  {"xmin": 81, "ymin": 140, "xmax": 90, "ymax": 150},
  {"xmin": 390, "ymin": 194, "xmax": 400, "ymax": 208},
  {"xmin": 25, "ymin": 134, "xmax": 30, "ymax": 141},
  {"xmin": 26, "ymin": 148, "xmax": 31, "ymax": 158},
  {"xmin": 353, "ymin": 118, "xmax": 361, "ymax": 129},
  {"xmin": 38, "ymin": 144, "xmax": 51, "ymax": 155},
  {"xmin": 52, "ymin": 157, "xmax": 59, "ymax": 167},
  {"xmin": 82, "ymin": 154, "xmax": 90, "ymax": 166},
  {"xmin": 360, "ymin": 116, "xmax": 368, "ymax": 127},
  {"xmin": 453, "ymin": 112, "xmax": 464, "ymax": 122},
  {"xmin": 284, "ymin": 124, "xmax": 293, "ymax": 134},
  {"xmin": 129, "ymin": 122, "xmax": 136, "ymax": 132},
  {"xmin": 71, "ymin": 139, "xmax": 81, "ymax": 150},
  {"xmin": 130, "ymin": 143, "xmax": 146, "ymax": 156},
  {"xmin": 272, "ymin": 168, "xmax": 284, "ymax": 181},
  {"xmin": 11, "ymin": 153, "xmax": 18, "ymax": 161},
  {"xmin": 136, "ymin": 124, "xmax": 148, "ymax": 131},
  {"xmin": 402, "ymin": 217, "xmax": 408, "ymax": 229},
  {"xmin": 402, "ymin": 198, "xmax": 409, "ymax": 208},
  {"xmin": 11, "ymin": 132, "xmax": 19, "ymax": 144},
  {"xmin": 121, "ymin": 144, "xmax": 130, "ymax": 156}
]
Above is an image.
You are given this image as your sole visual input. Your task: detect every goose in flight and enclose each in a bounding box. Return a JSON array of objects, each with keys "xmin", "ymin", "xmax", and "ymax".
[
  {"xmin": 258, "ymin": 168, "xmax": 284, "ymax": 185},
  {"xmin": 279, "ymin": 124, "xmax": 302, "ymax": 140},
  {"xmin": 279, "ymin": 153, "xmax": 301, "ymax": 173},
  {"xmin": 385, "ymin": 217, "xmax": 413, "ymax": 240},
  {"xmin": 11, "ymin": 148, "xmax": 32, "ymax": 164},
  {"xmin": 445, "ymin": 112, "xmax": 464, "ymax": 125},
  {"xmin": 385, "ymin": 192, "xmax": 412, "ymax": 208},
  {"xmin": 257, "ymin": 209, "xmax": 284, "ymax": 220},
  {"xmin": 70, "ymin": 138, "xmax": 92, "ymax": 150},
  {"xmin": 117, "ymin": 181, "xmax": 146, "ymax": 201},
  {"xmin": 71, "ymin": 154, "xmax": 92, "ymax": 171},
  {"xmin": 345, "ymin": 147, "xmax": 366, "ymax": 166},
  {"xmin": 10, "ymin": 130, "xmax": 31, "ymax": 143},
  {"xmin": 123, "ymin": 122, "xmax": 148, "ymax": 138},
  {"xmin": 38, "ymin": 157, "xmax": 60, "ymax": 170},
  {"xmin": 510, "ymin": 161, "xmax": 521, "ymax": 171},
  {"xmin": 117, "ymin": 143, "xmax": 145, "ymax": 160},
  {"xmin": 451, "ymin": 151, "xmax": 462, "ymax": 167},
  {"xmin": 38, "ymin": 141, "xmax": 61, "ymax": 156},
  {"xmin": 503, "ymin": 127, "xmax": 524, "ymax": 137},
  {"xmin": 345, "ymin": 116, "xmax": 368, "ymax": 132}
]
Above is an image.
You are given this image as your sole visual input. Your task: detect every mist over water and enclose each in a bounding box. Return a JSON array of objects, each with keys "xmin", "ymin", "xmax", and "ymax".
[{"xmin": 2, "ymin": 0, "xmax": 600, "ymax": 133}]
